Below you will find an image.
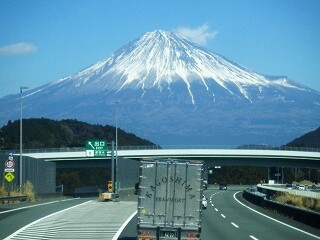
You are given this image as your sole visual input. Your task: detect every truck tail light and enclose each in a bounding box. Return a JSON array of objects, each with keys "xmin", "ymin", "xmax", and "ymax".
[
  {"xmin": 138, "ymin": 230, "xmax": 152, "ymax": 236},
  {"xmin": 186, "ymin": 232, "xmax": 201, "ymax": 238},
  {"xmin": 137, "ymin": 230, "xmax": 154, "ymax": 240}
]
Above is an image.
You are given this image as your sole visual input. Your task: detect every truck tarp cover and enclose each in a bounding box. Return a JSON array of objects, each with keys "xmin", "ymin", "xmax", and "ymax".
[{"xmin": 138, "ymin": 160, "xmax": 202, "ymax": 228}]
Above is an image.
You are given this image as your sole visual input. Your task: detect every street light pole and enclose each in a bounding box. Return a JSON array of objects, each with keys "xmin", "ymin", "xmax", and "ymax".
[
  {"xmin": 20, "ymin": 86, "xmax": 28, "ymax": 190},
  {"xmin": 115, "ymin": 101, "xmax": 120, "ymax": 193}
]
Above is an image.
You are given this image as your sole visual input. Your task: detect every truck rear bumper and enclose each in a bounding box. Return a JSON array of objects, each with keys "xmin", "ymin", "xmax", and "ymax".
[{"xmin": 137, "ymin": 225, "xmax": 201, "ymax": 240}]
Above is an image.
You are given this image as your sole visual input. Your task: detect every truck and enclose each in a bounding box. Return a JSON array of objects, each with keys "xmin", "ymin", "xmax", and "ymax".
[{"xmin": 136, "ymin": 159, "xmax": 204, "ymax": 240}]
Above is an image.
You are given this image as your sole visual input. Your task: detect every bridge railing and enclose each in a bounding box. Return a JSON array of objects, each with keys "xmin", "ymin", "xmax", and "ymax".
[
  {"xmin": 118, "ymin": 145, "xmax": 320, "ymax": 152},
  {"xmin": 1, "ymin": 145, "xmax": 319, "ymax": 155}
]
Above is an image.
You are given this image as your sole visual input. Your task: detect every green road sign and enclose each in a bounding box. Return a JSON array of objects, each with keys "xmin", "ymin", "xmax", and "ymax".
[{"xmin": 86, "ymin": 140, "xmax": 107, "ymax": 157}]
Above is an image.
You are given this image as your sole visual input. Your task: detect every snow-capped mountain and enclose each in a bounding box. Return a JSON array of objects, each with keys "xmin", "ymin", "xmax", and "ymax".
[{"xmin": 0, "ymin": 30, "xmax": 319, "ymax": 145}]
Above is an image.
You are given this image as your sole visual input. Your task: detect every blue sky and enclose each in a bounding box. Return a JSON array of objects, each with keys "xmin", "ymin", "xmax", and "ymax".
[{"xmin": 0, "ymin": 0, "xmax": 319, "ymax": 98}]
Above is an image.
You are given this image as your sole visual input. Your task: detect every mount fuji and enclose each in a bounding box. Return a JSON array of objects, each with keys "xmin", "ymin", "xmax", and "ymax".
[{"xmin": 0, "ymin": 30, "xmax": 319, "ymax": 145}]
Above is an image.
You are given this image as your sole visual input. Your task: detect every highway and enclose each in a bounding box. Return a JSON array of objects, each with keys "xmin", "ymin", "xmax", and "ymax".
[
  {"xmin": 1, "ymin": 190, "xmax": 319, "ymax": 240},
  {"xmin": 201, "ymin": 190, "xmax": 320, "ymax": 240},
  {"xmin": 118, "ymin": 189, "xmax": 320, "ymax": 239}
]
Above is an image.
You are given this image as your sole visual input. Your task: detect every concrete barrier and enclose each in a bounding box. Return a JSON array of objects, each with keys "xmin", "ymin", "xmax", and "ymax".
[
  {"xmin": 243, "ymin": 189, "xmax": 320, "ymax": 229},
  {"xmin": 257, "ymin": 184, "xmax": 320, "ymax": 199}
]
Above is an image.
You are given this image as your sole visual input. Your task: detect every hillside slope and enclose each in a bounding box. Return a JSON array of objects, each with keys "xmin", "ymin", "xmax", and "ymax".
[
  {"xmin": 0, "ymin": 118, "xmax": 156, "ymax": 150},
  {"xmin": 286, "ymin": 127, "xmax": 320, "ymax": 148}
]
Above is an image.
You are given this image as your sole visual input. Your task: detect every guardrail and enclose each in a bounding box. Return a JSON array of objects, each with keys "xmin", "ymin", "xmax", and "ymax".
[
  {"xmin": 0, "ymin": 195, "xmax": 27, "ymax": 204},
  {"xmin": 1, "ymin": 145, "xmax": 320, "ymax": 154}
]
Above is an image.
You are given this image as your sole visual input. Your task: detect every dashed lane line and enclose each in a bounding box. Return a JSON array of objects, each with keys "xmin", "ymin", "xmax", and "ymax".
[
  {"xmin": 250, "ymin": 235, "xmax": 259, "ymax": 240},
  {"xmin": 209, "ymin": 191, "xmax": 264, "ymax": 240},
  {"xmin": 231, "ymin": 222, "xmax": 239, "ymax": 228}
]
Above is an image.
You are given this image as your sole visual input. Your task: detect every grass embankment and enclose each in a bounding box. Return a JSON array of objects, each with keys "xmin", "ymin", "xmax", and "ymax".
[
  {"xmin": 0, "ymin": 180, "xmax": 37, "ymax": 203},
  {"xmin": 272, "ymin": 192, "xmax": 320, "ymax": 212},
  {"xmin": 272, "ymin": 180, "xmax": 320, "ymax": 212}
]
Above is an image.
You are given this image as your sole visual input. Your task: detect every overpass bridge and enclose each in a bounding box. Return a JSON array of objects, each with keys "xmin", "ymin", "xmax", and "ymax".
[
  {"xmin": 20, "ymin": 146, "xmax": 320, "ymax": 168},
  {"xmin": 2, "ymin": 146, "xmax": 319, "ymax": 194}
]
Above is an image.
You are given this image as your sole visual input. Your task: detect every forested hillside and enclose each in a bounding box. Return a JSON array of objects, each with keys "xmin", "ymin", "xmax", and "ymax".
[
  {"xmin": 286, "ymin": 127, "xmax": 320, "ymax": 148},
  {"xmin": 0, "ymin": 118, "xmax": 156, "ymax": 150}
]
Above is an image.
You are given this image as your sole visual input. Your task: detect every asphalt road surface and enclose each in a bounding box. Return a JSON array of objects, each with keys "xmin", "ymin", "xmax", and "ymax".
[
  {"xmin": 201, "ymin": 190, "xmax": 320, "ymax": 240},
  {"xmin": 1, "ymin": 191, "xmax": 319, "ymax": 240},
  {"xmin": 0, "ymin": 198, "xmax": 92, "ymax": 239},
  {"xmin": 0, "ymin": 197, "xmax": 137, "ymax": 239},
  {"xmin": 119, "ymin": 189, "xmax": 320, "ymax": 240}
]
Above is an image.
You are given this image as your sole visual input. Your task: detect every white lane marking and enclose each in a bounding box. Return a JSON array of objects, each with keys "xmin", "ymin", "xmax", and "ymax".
[
  {"xmin": 214, "ymin": 208, "xmax": 218, "ymax": 212},
  {"xmin": 112, "ymin": 210, "xmax": 137, "ymax": 240},
  {"xmin": 221, "ymin": 214, "xmax": 226, "ymax": 218},
  {"xmin": 209, "ymin": 192, "xmax": 220, "ymax": 207},
  {"xmin": 231, "ymin": 222, "xmax": 239, "ymax": 228},
  {"xmin": 4, "ymin": 200, "xmax": 92, "ymax": 240},
  {"xmin": 250, "ymin": 235, "xmax": 259, "ymax": 240},
  {"xmin": 233, "ymin": 192, "xmax": 320, "ymax": 240},
  {"xmin": 0, "ymin": 198, "xmax": 80, "ymax": 214}
]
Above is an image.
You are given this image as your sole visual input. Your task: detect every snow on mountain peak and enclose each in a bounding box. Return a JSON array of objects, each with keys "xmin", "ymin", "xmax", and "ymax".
[{"xmin": 51, "ymin": 30, "xmax": 307, "ymax": 103}]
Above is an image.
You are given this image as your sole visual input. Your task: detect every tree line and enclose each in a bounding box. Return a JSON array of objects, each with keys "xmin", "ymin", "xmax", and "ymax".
[{"xmin": 0, "ymin": 118, "xmax": 156, "ymax": 150}]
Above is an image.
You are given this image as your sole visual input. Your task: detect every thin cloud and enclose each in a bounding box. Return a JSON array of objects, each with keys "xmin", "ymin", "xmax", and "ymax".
[
  {"xmin": 0, "ymin": 42, "xmax": 38, "ymax": 56},
  {"xmin": 175, "ymin": 24, "xmax": 218, "ymax": 46}
]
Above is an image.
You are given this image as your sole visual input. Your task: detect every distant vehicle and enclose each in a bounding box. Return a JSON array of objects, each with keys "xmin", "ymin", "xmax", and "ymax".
[
  {"xmin": 137, "ymin": 160, "xmax": 204, "ymax": 240},
  {"xmin": 202, "ymin": 195, "xmax": 207, "ymax": 209},
  {"xmin": 285, "ymin": 183, "xmax": 292, "ymax": 189},
  {"xmin": 298, "ymin": 185, "xmax": 306, "ymax": 191},
  {"xmin": 203, "ymin": 179, "xmax": 208, "ymax": 190},
  {"xmin": 134, "ymin": 182, "xmax": 139, "ymax": 195},
  {"xmin": 219, "ymin": 183, "xmax": 227, "ymax": 190}
]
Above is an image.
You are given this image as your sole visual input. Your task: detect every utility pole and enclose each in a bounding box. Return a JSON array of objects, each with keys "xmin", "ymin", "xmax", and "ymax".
[
  {"xmin": 111, "ymin": 141, "xmax": 115, "ymax": 193},
  {"xmin": 20, "ymin": 86, "xmax": 28, "ymax": 190},
  {"xmin": 115, "ymin": 101, "xmax": 120, "ymax": 193}
]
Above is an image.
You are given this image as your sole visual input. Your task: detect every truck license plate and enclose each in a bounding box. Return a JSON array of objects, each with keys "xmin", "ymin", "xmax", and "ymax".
[{"xmin": 161, "ymin": 231, "xmax": 177, "ymax": 238}]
